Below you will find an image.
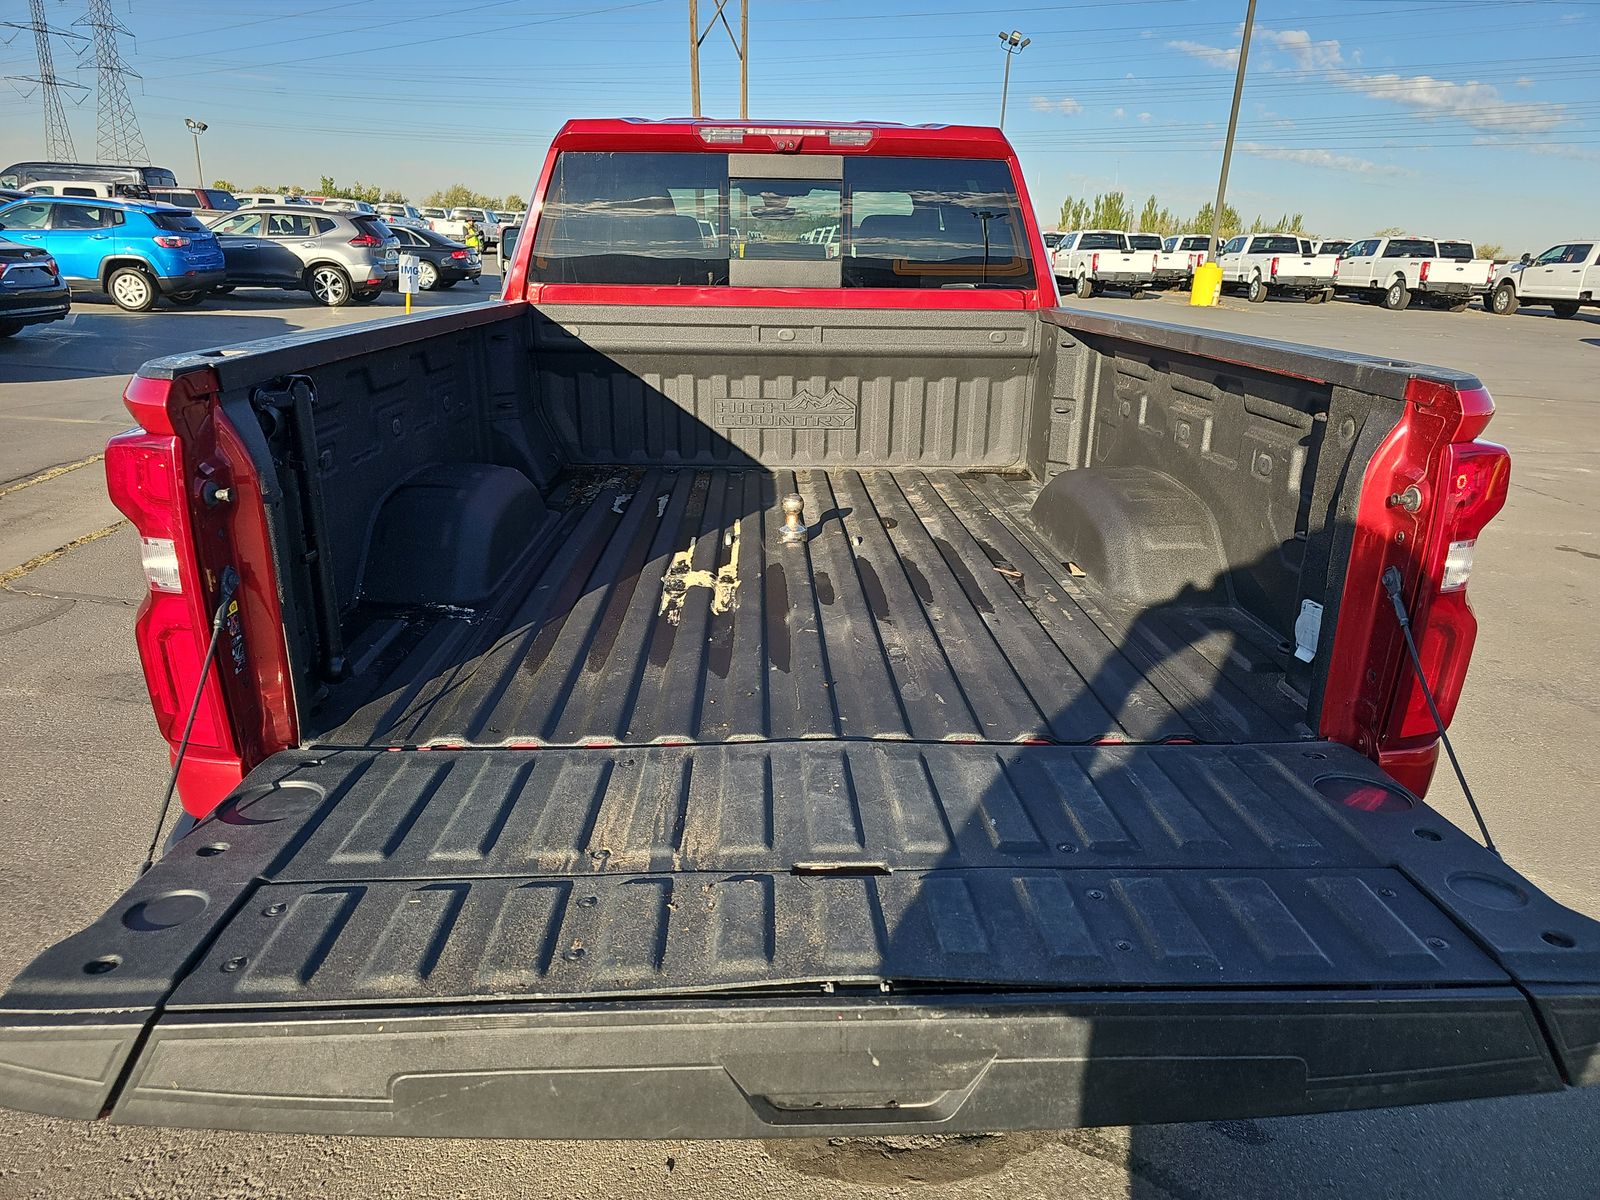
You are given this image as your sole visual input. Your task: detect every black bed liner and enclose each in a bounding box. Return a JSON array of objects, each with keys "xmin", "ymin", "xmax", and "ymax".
[
  {"xmin": 3, "ymin": 739, "xmax": 1596, "ymax": 1133},
  {"xmin": 310, "ymin": 468, "xmax": 1306, "ymax": 747}
]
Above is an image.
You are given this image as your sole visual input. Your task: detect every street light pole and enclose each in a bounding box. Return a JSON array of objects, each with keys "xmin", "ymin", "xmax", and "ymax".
[
  {"xmin": 1207, "ymin": 0, "xmax": 1257, "ymax": 257},
  {"xmin": 997, "ymin": 29, "xmax": 1030, "ymax": 129},
  {"xmin": 184, "ymin": 117, "xmax": 207, "ymax": 188}
]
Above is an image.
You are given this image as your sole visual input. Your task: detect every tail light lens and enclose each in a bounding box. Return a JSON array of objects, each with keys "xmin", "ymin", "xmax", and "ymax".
[
  {"xmin": 1420, "ymin": 260, "xmax": 1431, "ymax": 283},
  {"xmin": 348, "ymin": 233, "xmax": 383, "ymax": 247},
  {"xmin": 450, "ymin": 249, "xmax": 470, "ymax": 259},
  {"xmin": 1334, "ymin": 257, "xmax": 1341, "ymax": 277},
  {"xmin": 1387, "ymin": 439, "xmax": 1510, "ymax": 740},
  {"xmin": 1319, "ymin": 377, "xmax": 1510, "ymax": 797},
  {"xmin": 1270, "ymin": 256, "xmax": 1280, "ymax": 277},
  {"xmin": 153, "ymin": 235, "xmax": 191, "ymax": 248},
  {"xmin": 1091, "ymin": 252, "xmax": 1100, "ymax": 272}
]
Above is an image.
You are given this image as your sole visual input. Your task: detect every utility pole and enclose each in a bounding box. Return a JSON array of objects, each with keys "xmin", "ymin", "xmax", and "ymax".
[
  {"xmin": 997, "ymin": 29, "xmax": 1030, "ymax": 129},
  {"xmin": 1, "ymin": 1, "xmax": 88, "ymax": 160},
  {"xmin": 185, "ymin": 118, "xmax": 207, "ymax": 188},
  {"xmin": 78, "ymin": 0, "xmax": 148, "ymax": 165},
  {"xmin": 1207, "ymin": 0, "xmax": 1257, "ymax": 257},
  {"xmin": 689, "ymin": 0, "xmax": 748, "ymax": 119}
]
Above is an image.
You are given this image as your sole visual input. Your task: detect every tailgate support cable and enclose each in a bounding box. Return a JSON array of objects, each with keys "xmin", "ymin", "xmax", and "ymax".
[
  {"xmin": 1382, "ymin": 565, "xmax": 1499, "ymax": 857},
  {"xmin": 138, "ymin": 568, "xmax": 240, "ymax": 877}
]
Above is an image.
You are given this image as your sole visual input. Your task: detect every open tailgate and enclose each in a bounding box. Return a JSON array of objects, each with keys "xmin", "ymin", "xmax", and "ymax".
[{"xmin": 2, "ymin": 740, "xmax": 1596, "ymax": 1137}]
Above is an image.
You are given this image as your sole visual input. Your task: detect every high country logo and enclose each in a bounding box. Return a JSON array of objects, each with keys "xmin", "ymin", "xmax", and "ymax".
[{"xmin": 715, "ymin": 388, "xmax": 858, "ymax": 429}]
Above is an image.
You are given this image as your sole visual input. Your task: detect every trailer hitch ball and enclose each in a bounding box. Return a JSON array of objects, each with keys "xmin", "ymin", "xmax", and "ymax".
[{"xmin": 780, "ymin": 493, "xmax": 807, "ymax": 544}]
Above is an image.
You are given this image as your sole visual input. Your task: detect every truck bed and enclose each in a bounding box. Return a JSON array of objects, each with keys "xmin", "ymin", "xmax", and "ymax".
[{"xmin": 311, "ymin": 467, "xmax": 1305, "ymax": 749}]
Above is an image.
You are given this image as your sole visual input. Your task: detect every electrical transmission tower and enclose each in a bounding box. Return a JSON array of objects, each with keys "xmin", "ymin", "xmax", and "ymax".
[
  {"xmin": 77, "ymin": 0, "xmax": 147, "ymax": 165},
  {"xmin": 1, "ymin": 1, "xmax": 88, "ymax": 160}
]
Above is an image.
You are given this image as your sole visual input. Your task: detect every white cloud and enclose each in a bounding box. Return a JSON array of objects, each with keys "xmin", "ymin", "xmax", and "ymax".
[
  {"xmin": 1516, "ymin": 76, "xmax": 1535, "ymax": 89},
  {"xmin": 1257, "ymin": 27, "xmax": 1344, "ymax": 71},
  {"xmin": 1238, "ymin": 143, "xmax": 1415, "ymax": 178},
  {"xmin": 1112, "ymin": 107, "xmax": 1126, "ymax": 120},
  {"xmin": 1138, "ymin": 112, "xmax": 1151, "ymax": 123},
  {"xmin": 1167, "ymin": 39, "xmax": 1238, "ymax": 69},
  {"xmin": 1337, "ymin": 72, "xmax": 1565, "ymax": 133},
  {"xmin": 1029, "ymin": 96, "xmax": 1082, "ymax": 116}
]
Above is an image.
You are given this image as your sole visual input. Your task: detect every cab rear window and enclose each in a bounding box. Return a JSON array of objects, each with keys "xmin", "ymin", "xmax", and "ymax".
[
  {"xmin": 529, "ymin": 151, "xmax": 1035, "ymax": 289},
  {"xmin": 1383, "ymin": 239, "xmax": 1435, "ymax": 258}
]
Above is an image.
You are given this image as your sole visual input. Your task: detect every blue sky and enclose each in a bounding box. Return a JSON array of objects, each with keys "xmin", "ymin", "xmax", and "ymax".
[{"xmin": 2, "ymin": 0, "xmax": 1596, "ymax": 251}]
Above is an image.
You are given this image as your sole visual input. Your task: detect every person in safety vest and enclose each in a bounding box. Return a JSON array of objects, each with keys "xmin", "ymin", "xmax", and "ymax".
[{"xmin": 460, "ymin": 218, "xmax": 482, "ymax": 255}]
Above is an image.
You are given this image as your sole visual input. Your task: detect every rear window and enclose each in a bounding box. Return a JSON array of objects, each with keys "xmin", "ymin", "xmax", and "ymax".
[
  {"xmin": 201, "ymin": 190, "xmax": 239, "ymax": 211},
  {"xmin": 1180, "ymin": 236, "xmax": 1209, "ymax": 251},
  {"xmin": 353, "ymin": 216, "xmax": 394, "ymax": 240},
  {"xmin": 1435, "ymin": 241, "xmax": 1473, "ymax": 261},
  {"xmin": 1383, "ymin": 239, "xmax": 1435, "ymax": 258},
  {"xmin": 153, "ymin": 189, "xmax": 200, "ymax": 207},
  {"xmin": 1128, "ymin": 234, "xmax": 1162, "ymax": 250},
  {"xmin": 1077, "ymin": 232, "xmax": 1126, "ymax": 251},
  {"xmin": 1250, "ymin": 235, "xmax": 1303, "ymax": 255},
  {"xmin": 529, "ymin": 151, "xmax": 1035, "ymax": 290},
  {"xmin": 150, "ymin": 211, "xmax": 208, "ymax": 233},
  {"xmin": 1317, "ymin": 240, "xmax": 1350, "ymax": 256}
]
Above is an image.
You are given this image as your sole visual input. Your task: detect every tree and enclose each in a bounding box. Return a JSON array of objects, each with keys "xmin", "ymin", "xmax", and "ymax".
[
  {"xmin": 210, "ymin": 179, "xmax": 237, "ymax": 192},
  {"xmin": 425, "ymin": 183, "xmax": 498, "ymax": 210},
  {"xmin": 1089, "ymin": 191, "xmax": 1132, "ymax": 231},
  {"xmin": 503, "ymin": 193, "xmax": 527, "ymax": 212},
  {"xmin": 1190, "ymin": 201, "xmax": 1242, "ymax": 240},
  {"xmin": 1375, "ymin": 225, "xmax": 1405, "ymax": 237},
  {"xmin": 1056, "ymin": 196, "xmax": 1091, "ymax": 230},
  {"xmin": 381, "ymin": 189, "xmax": 407, "ymax": 204},
  {"xmin": 1477, "ymin": 241, "xmax": 1506, "ymax": 261}
]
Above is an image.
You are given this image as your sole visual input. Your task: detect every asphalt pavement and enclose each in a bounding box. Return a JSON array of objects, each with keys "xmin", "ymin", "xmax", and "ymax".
[{"xmin": 0, "ymin": 277, "xmax": 1594, "ymax": 1200}]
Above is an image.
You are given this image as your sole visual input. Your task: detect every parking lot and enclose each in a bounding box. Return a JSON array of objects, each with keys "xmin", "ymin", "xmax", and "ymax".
[{"xmin": 0, "ymin": 282, "xmax": 1595, "ymax": 1199}]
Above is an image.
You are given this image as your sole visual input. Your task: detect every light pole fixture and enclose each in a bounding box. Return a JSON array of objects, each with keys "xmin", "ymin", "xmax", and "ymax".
[
  {"xmin": 184, "ymin": 117, "xmax": 207, "ymax": 188},
  {"xmin": 997, "ymin": 29, "xmax": 1031, "ymax": 130}
]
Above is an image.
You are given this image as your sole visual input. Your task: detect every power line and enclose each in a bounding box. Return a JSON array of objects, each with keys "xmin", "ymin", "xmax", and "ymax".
[
  {"xmin": 78, "ymin": 0, "xmax": 147, "ymax": 165},
  {"xmin": 0, "ymin": 0, "xmax": 88, "ymax": 159}
]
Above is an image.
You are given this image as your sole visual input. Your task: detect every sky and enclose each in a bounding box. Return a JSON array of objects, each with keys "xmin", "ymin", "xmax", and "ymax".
[{"xmin": 2, "ymin": 0, "xmax": 1596, "ymax": 252}]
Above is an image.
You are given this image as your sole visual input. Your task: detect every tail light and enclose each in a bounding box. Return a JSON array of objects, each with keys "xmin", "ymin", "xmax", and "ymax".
[
  {"xmin": 1091, "ymin": 252, "xmax": 1100, "ymax": 272},
  {"xmin": 348, "ymin": 233, "xmax": 383, "ymax": 247},
  {"xmin": 1270, "ymin": 256, "xmax": 1280, "ymax": 278},
  {"xmin": 450, "ymin": 249, "xmax": 470, "ymax": 259},
  {"xmin": 1319, "ymin": 377, "xmax": 1509, "ymax": 797},
  {"xmin": 153, "ymin": 235, "xmax": 191, "ymax": 248},
  {"xmin": 1419, "ymin": 260, "xmax": 1431, "ymax": 283},
  {"xmin": 1334, "ymin": 257, "xmax": 1341, "ymax": 278},
  {"xmin": 107, "ymin": 371, "xmax": 297, "ymax": 818}
]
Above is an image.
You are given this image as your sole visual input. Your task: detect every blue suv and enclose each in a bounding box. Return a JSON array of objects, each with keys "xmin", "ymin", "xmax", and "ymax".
[{"xmin": 0, "ymin": 196, "xmax": 225, "ymax": 311}]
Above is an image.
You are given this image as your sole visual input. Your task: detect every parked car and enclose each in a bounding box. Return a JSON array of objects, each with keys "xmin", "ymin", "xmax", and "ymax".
[
  {"xmin": 1052, "ymin": 229, "xmax": 1156, "ymax": 297},
  {"xmin": 1334, "ymin": 236, "xmax": 1494, "ymax": 312},
  {"xmin": 20, "ymin": 179, "xmax": 153, "ymax": 201},
  {"xmin": 233, "ymin": 193, "xmax": 313, "ymax": 208},
  {"xmin": 148, "ymin": 187, "xmax": 240, "ymax": 212},
  {"xmin": 494, "ymin": 210, "xmax": 521, "ymax": 228},
  {"xmin": 1486, "ymin": 240, "xmax": 1600, "ymax": 317},
  {"xmin": 1217, "ymin": 232, "xmax": 1336, "ymax": 303},
  {"xmin": 0, "ymin": 196, "xmax": 224, "ymax": 311},
  {"xmin": 0, "ymin": 160, "xmax": 178, "ymax": 191},
  {"xmin": 419, "ymin": 206, "xmax": 449, "ymax": 232},
  {"xmin": 204, "ymin": 205, "xmax": 399, "ymax": 306},
  {"xmin": 1129, "ymin": 232, "xmax": 1188, "ymax": 289},
  {"xmin": 320, "ymin": 198, "xmax": 377, "ymax": 216},
  {"xmin": 7, "ymin": 116, "xmax": 1593, "ymax": 1144},
  {"xmin": 387, "ymin": 224, "xmax": 482, "ymax": 289},
  {"xmin": 375, "ymin": 203, "xmax": 429, "ymax": 230},
  {"xmin": 0, "ymin": 235, "xmax": 70, "ymax": 337},
  {"xmin": 1163, "ymin": 232, "xmax": 1212, "ymax": 274}
]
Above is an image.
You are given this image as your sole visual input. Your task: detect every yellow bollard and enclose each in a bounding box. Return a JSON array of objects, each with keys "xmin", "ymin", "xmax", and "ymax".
[{"xmin": 1190, "ymin": 261, "xmax": 1222, "ymax": 307}]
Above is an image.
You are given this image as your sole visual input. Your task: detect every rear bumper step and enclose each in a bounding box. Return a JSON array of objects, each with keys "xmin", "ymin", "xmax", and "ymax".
[{"xmin": 0, "ymin": 990, "xmax": 1573, "ymax": 1137}]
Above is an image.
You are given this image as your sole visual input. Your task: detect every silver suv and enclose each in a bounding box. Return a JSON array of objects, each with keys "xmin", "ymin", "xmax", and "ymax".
[{"xmin": 204, "ymin": 206, "xmax": 399, "ymax": 306}]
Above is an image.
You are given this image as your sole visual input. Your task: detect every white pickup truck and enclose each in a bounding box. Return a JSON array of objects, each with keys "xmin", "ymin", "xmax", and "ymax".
[
  {"xmin": 1052, "ymin": 229, "xmax": 1157, "ymax": 298},
  {"xmin": 1487, "ymin": 239, "xmax": 1600, "ymax": 318},
  {"xmin": 1333, "ymin": 236, "xmax": 1494, "ymax": 311},
  {"xmin": 1164, "ymin": 233, "xmax": 1212, "ymax": 273},
  {"xmin": 1129, "ymin": 233, "xmax": 1188, "ymax": 289},
  {"xmin": 1217, "ymin": 233, "xmax": 1336, "ymax": 303}
]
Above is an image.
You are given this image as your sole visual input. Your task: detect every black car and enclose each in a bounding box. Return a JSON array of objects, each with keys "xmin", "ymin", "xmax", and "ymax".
[
  {"xmin": 0, "ymin": 236, "xmax": 69, "ymax": 338},
  {"xmin": 387, "ymin": 224, "xmax": 482, "ymax": 289}
]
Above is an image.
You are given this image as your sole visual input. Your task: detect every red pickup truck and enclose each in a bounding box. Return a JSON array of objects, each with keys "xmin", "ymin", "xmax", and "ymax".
[{"xmin": 2, "ymin": 120, "xmax": 1595, "ymax": 1139}]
